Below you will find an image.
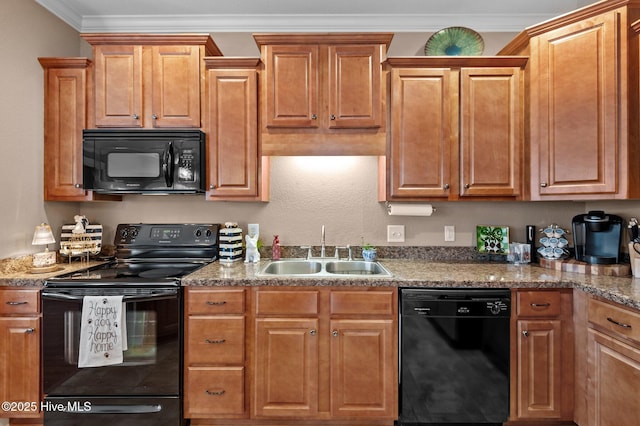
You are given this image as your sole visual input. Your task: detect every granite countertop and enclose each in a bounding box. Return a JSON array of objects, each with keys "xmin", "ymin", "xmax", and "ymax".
[
  {"xmin": 2, "ymin": 257, "xmax": 639, "ymax": 311},
  {"xmin": 0, "ymin": 261, "xmax": 107, "ymax": 287},
  {"xmin": 183, "ymin": 258, "xmax": 640, "ymax": 310}
]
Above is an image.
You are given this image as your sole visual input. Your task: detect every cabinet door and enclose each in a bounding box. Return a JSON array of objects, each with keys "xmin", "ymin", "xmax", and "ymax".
[
  {"xmin": 389, "ymin": 68, "xmax": 455, "ymax": 199},
  {"xmin": 327, "ymin": 44, "xmax": 381, "ymax": 128},
  {"xmin": 94, "ymin": 45, "xmax": 143, "ymax": 127},
  {"xmin": 150, "ymin": 45, "xmax": 201, "ymax": 128},
  {"xmin": 330, "ymin": 319, "xmax": 396, "ymax": 419},
  {"xmin": 205, "ymin": 69, "xmax": 259, "ymax": 199},
  {"xmin": 459, "ymin": 67, "xmax": 521, "ymax": 198},
  {"xmin": 530, "ymin": 11, "xmax": 618, "ymax": 197},
  {"xmin": 263, "ymin": 44, "xmax": 320, "ymax": 128},
  {"xmin": 0, "ymin": 317, "xmax": 39, "ymax": 418},
  {"xmin": 253, "ymin": 318, "xmax": 319, "ymax": 418},
  {"xmin": 516, "ymin": 319, "xmax": 563, "ymax": 419},
  {"xmin": 588, "ymin": 329, "xmax": 640, "ymax": 426},
  {"xmin": 42, "ymin": 63, "xmax": 89, "ymax": 200}
]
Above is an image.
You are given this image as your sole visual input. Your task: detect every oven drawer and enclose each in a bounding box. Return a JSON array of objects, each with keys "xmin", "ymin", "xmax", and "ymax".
[
  {"xmin": 187, "ymin": 288, "xmax": 245, "ymax": 315},
  {"xmin": 516, "ymin": 290, "xmax": 561, "ymax": 317},
  {"xmin": 185, "ymin": 366, "xmax": 245, "ymax": 417},
  {"xmin": 588, "ymin": 297, "xmax": 640, "ymax": 345},
  {"xmin": 0, "ymin": 288, "xmax": 39, "ymax": 315},
  {"xmin": 187, "ymin": 316, "xmax": 245, "ymax": 364}
]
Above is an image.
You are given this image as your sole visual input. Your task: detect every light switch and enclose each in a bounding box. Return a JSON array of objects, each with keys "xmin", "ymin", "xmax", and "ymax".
[
  {"xmin": 444, "ymin": 225, "xmax": 455, "ymax": 242},
  {"xmin": 387, "ymin": 225, "xmax": 405, "ymax": 243}
]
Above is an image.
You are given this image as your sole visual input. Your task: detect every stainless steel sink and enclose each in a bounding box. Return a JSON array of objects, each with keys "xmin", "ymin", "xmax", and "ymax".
[
  {"xmin": 260, "ymin": 260, "xmax": 322, "ymax": 275},
  {"xmin": 255, "ymin": 259, "xmax": 392, "ymax": 277}
]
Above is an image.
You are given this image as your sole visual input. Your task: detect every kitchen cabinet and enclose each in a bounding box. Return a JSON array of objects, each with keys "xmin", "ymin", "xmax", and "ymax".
[
  {"xmin": 184, "ymin": 288, "xmax": 247, "ymax": 419},
  {"xmin": 500, "ymin": 1, "xmax": 640, "ymax": 200},
  {"xmin": 252, "ymin": 287, "xmax": 397, "ymax": 422},
  {"xmin": 385, "ymin": 57, "xmax": 526, "ymax": 201},
  {"xmin": 586, "ymin": 296, "xmax": 640, "ymax": 426},
  {"xmin": 39, "ymin": 58, "xmax": 118, "ymax": 201},
  {"xmin": 254, "ymin": 33, "xmax": 393, "ymax": 155},
  {"xmin": 203, "ymin": 58, "xmax": 269, "ymax": 201},
  {"xmin": 0, "ymin": 288, "xmax": 40, "ymax": 420},
  {"xmin": 82, "ymin": 33, "xmax": 222, "ymax": 129},
  {"xmin": 510, "ymin": 289, "xmax": 574, "ymax": 422}
]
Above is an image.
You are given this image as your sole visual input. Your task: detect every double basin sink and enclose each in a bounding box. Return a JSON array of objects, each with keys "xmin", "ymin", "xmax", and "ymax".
[{"xmin": 255, "ymin": 259, "xmax": 392, "ymax": 278}]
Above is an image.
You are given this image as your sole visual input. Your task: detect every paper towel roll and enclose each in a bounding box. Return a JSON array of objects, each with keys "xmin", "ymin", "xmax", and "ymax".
[{"xmin": 387, "ymin": 203, "xmax": 434, "ymax": 216}]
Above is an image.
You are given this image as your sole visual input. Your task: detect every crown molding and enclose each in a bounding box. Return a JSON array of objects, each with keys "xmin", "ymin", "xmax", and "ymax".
[
  {"xmin": 42, "ymin": 11, "xmax": 560, "ymax": 33},
  {"xmin": 35, "ymin": 0, "xmax": 83, "ymax": 30}
]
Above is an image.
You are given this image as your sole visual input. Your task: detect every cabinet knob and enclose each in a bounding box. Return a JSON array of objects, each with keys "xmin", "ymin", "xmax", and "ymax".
[
  {"xmin": 522, "ymin": 330, "xmax": 529, "ymax": 337},
  {"xmin": 464, "ymin": 184, "xmax": 470, "ymax": 189},
  {"xmin": 332, "ymin": 330, "xmax": 339, "ymax": 337},
  {"xmin": 540, "ymin": 182, "xmax": 548, "ymax": 188},
  {"xmin": 152, "ymin": 114, "xmax": 158, "ymax": 120},
  {"xmin": 330, "ymin": 114, "xmax": 336, "ymax": 120},
  {"xmin": 310, "ymin": 329, "xmax": 317, "ymax": 336},
  {"xmin": 311, "ymin": 114, "xmax": 317, "ymax": 120},
  {"xmin": 74, "ymin": 183, "xmax": 81, "ymax": 188},
  {"xmin": 132, "ymin": 114, "xmax": 139, "ymax": 120},
  {"xmin": 209, "ymin": 184, "xmax": 216, "ymax": 190},
  {"xmin": 443, "ymin": 184, "xmax": 450, "ymax": 190},
  {"xmin": 25, "ymin": 328, "xmax": 35, "ymax": 334}
]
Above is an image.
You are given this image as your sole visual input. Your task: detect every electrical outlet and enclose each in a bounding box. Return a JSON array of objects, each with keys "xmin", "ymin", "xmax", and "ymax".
[
  {"xmin": 444, "ymin": 225, "xmax": 455, "ymax": 242},
  {"xmin": 387, "ymin": 225, "xmax": 405, "ymax": 243}
]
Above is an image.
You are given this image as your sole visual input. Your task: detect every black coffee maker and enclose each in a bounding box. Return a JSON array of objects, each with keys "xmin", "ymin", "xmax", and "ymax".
[{"xmin": 572, "ymin": 210, "xmax": 623, "ymax": 264}]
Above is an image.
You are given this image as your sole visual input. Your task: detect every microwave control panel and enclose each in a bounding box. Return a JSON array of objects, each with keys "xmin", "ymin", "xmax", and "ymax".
[{"xmin": 177, "ymin": 148, "xmax": 196, "ymax": 182}]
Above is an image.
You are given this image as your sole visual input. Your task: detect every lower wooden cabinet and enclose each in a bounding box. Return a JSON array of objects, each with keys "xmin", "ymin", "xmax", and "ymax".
[
  {"xmin": 252, "ymin": 287, "xmax": 397, "ymax": 423},
  {"xmin": 510, "ymin": 289, "xmax": 574, "ymax": 422},
  {"xmin": 0, "ymin": 288, "xmax": 41, "ymax": 420},
  {"xmin": 586, "ymin": 297, "xmax": 640, "ymax": 426}
]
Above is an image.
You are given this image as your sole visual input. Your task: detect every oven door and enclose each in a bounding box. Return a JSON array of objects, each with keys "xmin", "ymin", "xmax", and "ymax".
[{"xmin": 41, "ymin": 286, "xmax": 181, "ymax": 397}]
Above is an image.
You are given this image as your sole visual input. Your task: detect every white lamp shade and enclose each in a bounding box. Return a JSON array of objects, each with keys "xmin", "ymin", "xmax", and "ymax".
[{"xmin": 32, "ymin": 223, "xmax": 56, "ymax": 246}]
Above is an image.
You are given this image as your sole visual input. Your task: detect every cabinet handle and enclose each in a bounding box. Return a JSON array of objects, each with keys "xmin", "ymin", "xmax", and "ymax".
[
  {"xmin": 311, "ymin": 114, "xmax": 317, "ymax": 120},
  {"xmin": 330, "ymin": 114, "xmax": 336, "ymax": 120},
  {"xmin": 606, "ymin": 317, "xmax": 632, "ymax": 329},
  {"xmin": 522, "ymin": 330, "xmax": 529, "ymax": 337},
  {"xmin": 132, "ymin": 114, "xmax": 139, "ymax": 120},
  {"xmin": 205, "ymin": 338, "xmax": 226, "ymax": 344},
  {"xmin": 205, "ymin": 389, "xmax": 226, "ymax": 396},
  {"xmin": 74, "ymin": 183, "xmax": 82, "ymax": 188},
  {"xmin": 209, "ymin": 184, "xmax": 216, "ymax": 190},
  {"xmin": 332, "ymin": 330, "xmax": 339, "ymax": 337},
  {"xmin": 206, "ymin": 301, "xmax": 226, "ymax": 306},
  {"xmin": 309, "ymin": 329, "xmax": 317, "ymax": 335},
  {"xmin": 540, "ymin": 182, "xmax": 548, "ymax": 188},
  {"xmin": 530, "ymin": 303, "xmax": 551, "ymax": 308},
  {"xmin": 443, "ymin": 184, "xmax": 450, "ymax": 190},
  {"xmin": 6, "ymin": 301, "xmax": 28, "ymax": 305},
  {"xmin": 464, "ymin": 184, "xmax": 470, "ymax": 190},
  {"xmin": 152, "ymin": 114, "xmax": 158, "ymax": 120},
  {"xmin": 25, "ymin": 328, "xmax": 35, "ymax": 334}
]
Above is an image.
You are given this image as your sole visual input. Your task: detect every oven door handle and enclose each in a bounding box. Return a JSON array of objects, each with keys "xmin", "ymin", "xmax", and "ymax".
[
  {"xmin": 65, "ymin": 403, "xmax": 162, "ymax": 414},
  {"xmin": 41, "ymin": 291, "xmax": 177, "ymax": 303}
]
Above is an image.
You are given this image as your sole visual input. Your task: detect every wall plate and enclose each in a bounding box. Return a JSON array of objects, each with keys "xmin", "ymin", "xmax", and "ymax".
[{"xmin": 387, "ymin": 225, "xmax": 405, "ymax": 243}]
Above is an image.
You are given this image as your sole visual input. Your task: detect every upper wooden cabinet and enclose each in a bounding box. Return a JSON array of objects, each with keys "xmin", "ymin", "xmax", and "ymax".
[
  {"xmin": 500, "ymin": 0, "xmax": 640, "ymax": 200},
  {"xmin": 203, "ymin": 58, "xmax": 269, "ymax": 201},
  {"xmin": 254, "ymin": 33, "xmax": 393, "ymax": 155},
  {"xmin": 39, "ymin": 58, "xmax": 118, "ymax": 201},
  {"xmin": 82, "ymin": 34, "xmax": 222, "ymax": 129},
  {"xmin": 386, "ymin": 57, "xmax": 526, "ymax": 201}
]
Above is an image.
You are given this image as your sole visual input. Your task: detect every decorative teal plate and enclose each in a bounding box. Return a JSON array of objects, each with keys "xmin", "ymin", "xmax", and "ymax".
[
  {"xmin": 425, "ymin": 26, "xmax": 485, "ymax": 56},
  {"xmin": 477, "ymin": 225, "xmax": 509, "ymax": 254}
]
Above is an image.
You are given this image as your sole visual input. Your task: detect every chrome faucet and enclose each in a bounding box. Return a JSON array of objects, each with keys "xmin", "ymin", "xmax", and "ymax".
[{"xmin": 320, "ymin": 225, "xmax": 326, "ymax": 259}]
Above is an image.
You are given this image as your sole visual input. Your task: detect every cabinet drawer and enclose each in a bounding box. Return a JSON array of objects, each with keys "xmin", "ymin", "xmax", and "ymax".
[
  {"xmin": 516, "ymin": 290, "xmax": 561, "ymax": 317},
  {"xmin": 0, "ymin": 289, "xmax": 39, "ymax": 315},
  {"xmin": 187, "ymin": 316, "xmax": 244, "ymax": 364},
  {"xmin": 186, "ymin": 366, "xmax": 245, "ymax": 417},
  {"xmin": 187, "ymin": 289, "xmax": 245, "ymax": 315},
  {"xmin": 330, "ymin": 290, "xmax": 395, "ymax": 316},
  {"xmin": 255, "ymin": 290, "xmax": 319, "ymax": 315},
  {"xmin": 588, "ymin": 298, "xmax": 640, "ymax": 345}
]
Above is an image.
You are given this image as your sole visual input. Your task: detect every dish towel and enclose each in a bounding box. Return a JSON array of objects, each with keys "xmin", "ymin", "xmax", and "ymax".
[{"xmin": 78, "ymin": 295, "xmax": 127, "ymax": 368}]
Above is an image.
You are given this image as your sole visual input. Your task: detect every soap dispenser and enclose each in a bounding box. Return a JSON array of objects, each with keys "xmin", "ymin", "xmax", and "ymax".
[{"xmin": 272, "ymin": 235, "xmax": 281, "ymax": 260}]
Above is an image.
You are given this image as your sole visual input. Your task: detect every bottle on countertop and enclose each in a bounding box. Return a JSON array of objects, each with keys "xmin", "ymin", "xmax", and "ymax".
[{"xmin": 272, "ymin": 235, "xmax": 281, "ymax": 260}]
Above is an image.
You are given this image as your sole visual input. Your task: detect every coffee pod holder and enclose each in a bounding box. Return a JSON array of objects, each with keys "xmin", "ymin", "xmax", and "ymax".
[{"xmin": 538, "ymin": 224, "xmax": 570, "ymax": 260}]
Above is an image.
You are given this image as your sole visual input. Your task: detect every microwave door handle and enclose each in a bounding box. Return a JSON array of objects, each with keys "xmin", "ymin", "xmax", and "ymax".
[{"xmin": 163, "ymin": 142, "xmax": 174, "ymax": 188}]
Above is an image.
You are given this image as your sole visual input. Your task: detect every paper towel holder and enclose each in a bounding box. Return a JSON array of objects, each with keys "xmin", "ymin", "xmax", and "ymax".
[{"xmin": 386, "ymin": 202, "xmax": 435, "ymax": 216}]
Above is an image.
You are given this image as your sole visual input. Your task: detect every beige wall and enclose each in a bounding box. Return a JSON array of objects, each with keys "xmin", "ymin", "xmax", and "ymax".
[{"xmin": 2, "ymin": 2, "xmax": 640, "ymax": 260}]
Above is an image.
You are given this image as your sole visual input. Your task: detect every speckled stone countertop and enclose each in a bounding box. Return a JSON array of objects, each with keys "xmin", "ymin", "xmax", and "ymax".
[
  {"xmin": 183, "ymin": 259, "xmax": 640, "ymax": 310},
  {"xmin": 0, "ymin": 261, "xmax": 107, "ymax": 287}
]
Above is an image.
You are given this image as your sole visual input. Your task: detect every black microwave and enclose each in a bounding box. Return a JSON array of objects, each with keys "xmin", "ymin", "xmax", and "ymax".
[{"xmin": 83, "ymin": 129, "xmax": 206, "ymax": 194}]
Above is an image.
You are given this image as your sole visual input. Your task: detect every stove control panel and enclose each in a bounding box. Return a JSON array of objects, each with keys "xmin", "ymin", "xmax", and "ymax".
[{"xmin": 115, "ymin": 223, "xmax": 220, "ymax": 246}]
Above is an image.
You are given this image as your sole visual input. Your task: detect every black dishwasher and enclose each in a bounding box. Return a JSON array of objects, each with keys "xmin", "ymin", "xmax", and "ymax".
[{"xmin": 398, "ymin": 288, "xmax": 511, "ymax": 425}]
